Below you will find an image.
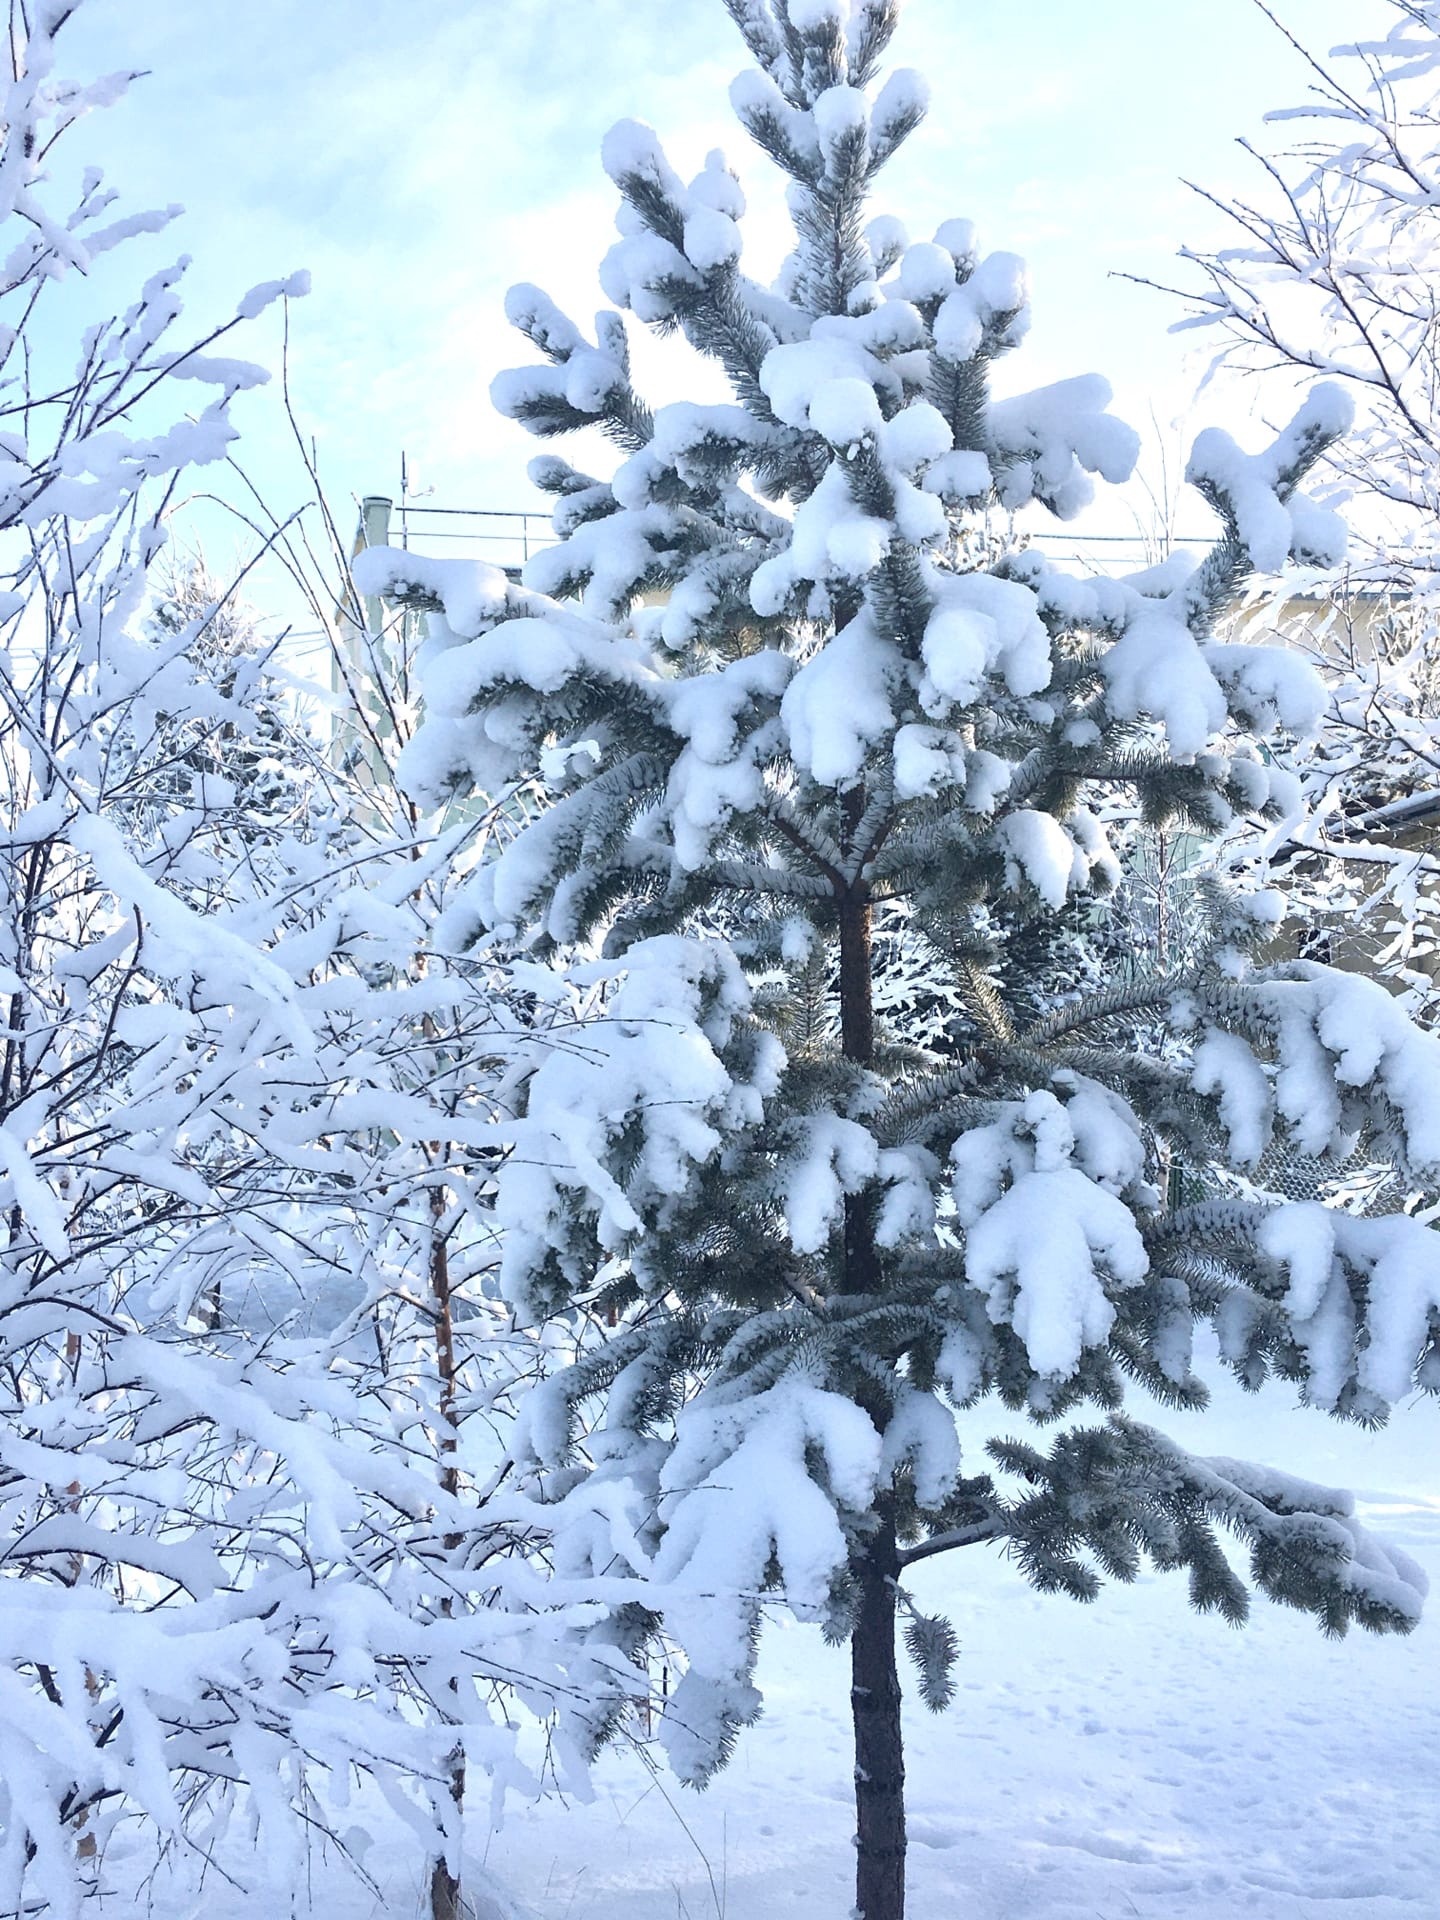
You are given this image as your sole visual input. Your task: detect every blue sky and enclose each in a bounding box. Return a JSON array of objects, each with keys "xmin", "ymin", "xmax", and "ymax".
[{"xmin": 55, "ymin": 0, "xmax": 1393, "ymax": 570}]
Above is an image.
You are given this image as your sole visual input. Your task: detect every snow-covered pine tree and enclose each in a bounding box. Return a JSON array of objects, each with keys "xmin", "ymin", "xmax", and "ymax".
[
  {"xmin": 363, "ymin": 4, "xmax": 1440, "ymax": 1915},
  {"xmin": 138, "ymin": 560, "xmax": 300, "ymax": 834}
]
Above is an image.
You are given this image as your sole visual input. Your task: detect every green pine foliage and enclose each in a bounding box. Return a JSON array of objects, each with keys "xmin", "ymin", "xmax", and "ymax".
[{"xmin": 359, "ymin": 2, "xmax": 1440, "ymax": 1912}]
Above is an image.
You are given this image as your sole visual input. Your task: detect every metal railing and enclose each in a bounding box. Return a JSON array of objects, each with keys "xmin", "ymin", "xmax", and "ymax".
[
  {"xmin": 392, "ymin": 503, "xmax": 555, "ymax": 568},
  {"xmin": 355, "ymin": 498, "xmax": 1218, "ymax": 583},
  {"xmin": 356, "ymin": 497, "xmax": 554, "ymax": 576}
]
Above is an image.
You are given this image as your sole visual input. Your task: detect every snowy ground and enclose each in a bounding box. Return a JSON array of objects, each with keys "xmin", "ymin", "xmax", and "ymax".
[{"xmin": 112, "ymin": 1358, "xmax": 1440, "ymax": 1920}]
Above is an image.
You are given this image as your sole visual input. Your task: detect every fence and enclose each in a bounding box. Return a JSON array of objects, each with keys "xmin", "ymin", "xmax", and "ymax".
[
  {"xmin": 355, "ymin": 497, "xmax": 553, "ymax": 578},
  {"xmin": 353, "ymin": 496, "xmax": 1221, "ymax": 584}
]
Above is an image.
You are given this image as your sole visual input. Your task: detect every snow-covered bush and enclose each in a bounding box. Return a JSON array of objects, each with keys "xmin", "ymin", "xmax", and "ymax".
[
  {"xmin": 1167, "ymin": 1, "xmax": 1440, "ymax": 1020},
  {"xmin": 1173, "ymin": 2, "xmax": 1440, "ymax": 577},
  {"xmin": 367, "ymin": 3, "xmax": 1440, "ymax": 1916},
  {"xmin": 0, "ymin": 17, "xmax": 612, "ymax": 1919}
]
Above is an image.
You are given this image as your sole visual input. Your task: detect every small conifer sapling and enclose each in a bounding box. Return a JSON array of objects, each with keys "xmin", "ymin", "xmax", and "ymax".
[{"xmin": 361, "ymin": 5, "xmax": 1440, "ymax": 1915}]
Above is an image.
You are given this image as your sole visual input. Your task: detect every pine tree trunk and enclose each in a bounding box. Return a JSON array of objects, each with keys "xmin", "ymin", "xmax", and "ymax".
[
  {"xmin": 837, "ymin": 809, "xmax": 907, "ymax": 1920},
  {"xmin": 852, "ymin": 1505, "xmax": 906, "ymax": 1920}
]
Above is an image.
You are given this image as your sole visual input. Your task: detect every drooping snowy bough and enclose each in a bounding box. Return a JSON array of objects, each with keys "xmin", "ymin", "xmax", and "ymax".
[{"xmin": 363, "ymin": 4, "xmax": 1440, "ymax": 1917}]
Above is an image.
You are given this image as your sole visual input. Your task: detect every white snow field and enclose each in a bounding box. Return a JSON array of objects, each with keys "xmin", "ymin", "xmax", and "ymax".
[
  {"xmin": 473, "ymin": 1396, "xmax": 1440, "ymax": 1920},
  {"xmin": 117, "ymin": 1349, "xmax": 1438, "ymax": 1920}
]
